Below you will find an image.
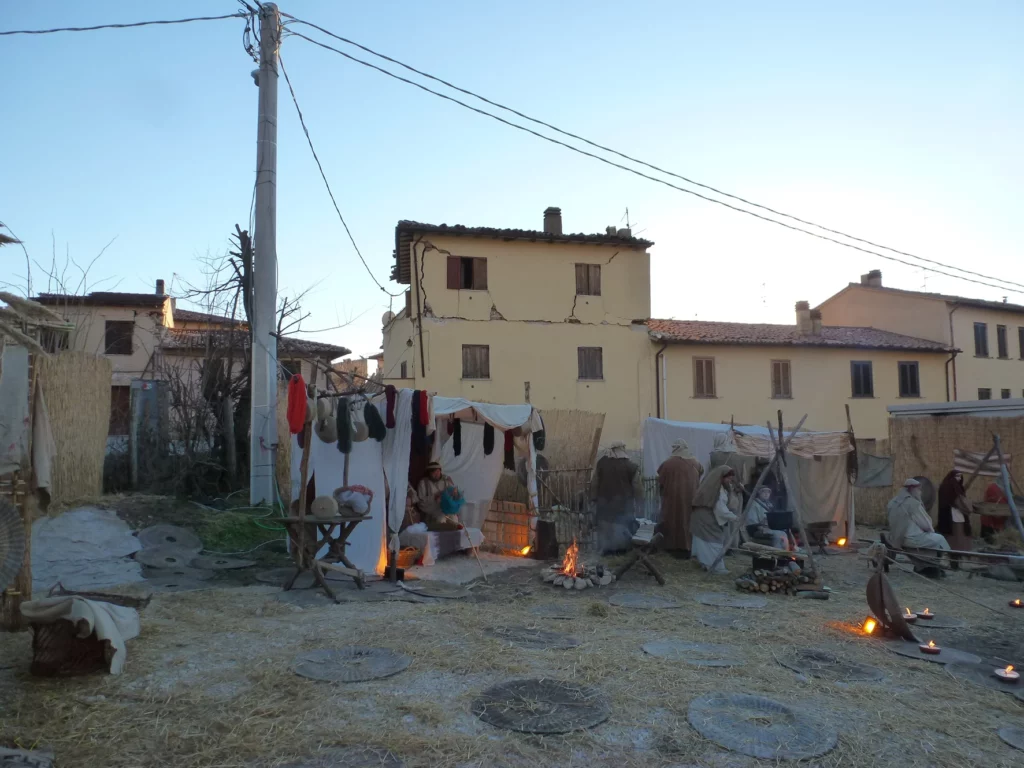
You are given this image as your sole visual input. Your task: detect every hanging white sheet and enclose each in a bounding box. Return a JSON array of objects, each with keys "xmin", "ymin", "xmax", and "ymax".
[
  {"xmin": 437, "ymin": 421, "xmax": 505, "ymax": 513},
  {"xmin": 378, "ymin": 389, "xmax": 413, "ymax": 533}
]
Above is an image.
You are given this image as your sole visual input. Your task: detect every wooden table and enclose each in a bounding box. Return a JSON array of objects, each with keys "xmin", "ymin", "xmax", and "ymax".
[{"xmin": 279, "ymin": 514, "xmax": 370, "ymax": 601}]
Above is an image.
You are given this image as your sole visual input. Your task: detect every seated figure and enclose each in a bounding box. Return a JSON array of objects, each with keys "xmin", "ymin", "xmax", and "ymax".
[
  {"xmin": 887, "ymin": 478, "xmax": 950, "ymax": 552},
  {"xmin": 744, "ymin": 486, "xmax": 791, "ymax": 551},
  {"xmin": 416, "ymin": 461, "xmax": 464, "ymax": 532}
]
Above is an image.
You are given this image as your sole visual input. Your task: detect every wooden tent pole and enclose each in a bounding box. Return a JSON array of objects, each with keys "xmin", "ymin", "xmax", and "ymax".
[
  {"xmin": 767, "ymin": 421, "xmax": 818, "ymax": 576},
  {"xmin": 705, "ymin": 414, "xmax": 808, "ymax": 575},
  {"xmin": 994, "ymin": 434, "xmax": 1024, "ymax": 540},
  {"xmin": 296, "ymin": 422, "xmax": 312, "ymax": 568},
  {"xmin": 963, "ymin": 444, "xmax": 997, "ymax": 494}
]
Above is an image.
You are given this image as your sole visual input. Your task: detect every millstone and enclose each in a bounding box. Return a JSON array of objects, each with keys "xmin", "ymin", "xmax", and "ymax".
[
  {"xmin": 137, "ymin": 524, "xmax": 202, "ymax": 552},
  {"xmin": 695, "ymin": 592, "xmax": 767, "ymax": 610},
  {"xmin": 698, "ymin": 614, "xmax": 750, "ymax": 630},
  {"xmin": 269, "ymin": 746, "xmax": 405, "ymax": 767},
  {"xmin": 144, "ymin": 576, "xmax": 208, "ymax": 593},
  {"xmin": 472, "ymin": 678, "xmax": 610, "ymax": 734},
  {"xmin": 255, "ymin": 568, "xmax": 353, "ymax": 587},
  {"xmin": 293, "ymin": 648, "xmax": 411, "ymax": 683},
  {"xmin": 944, "ymin": 662, "xmax": 1024, "ymax": 694},
  {"xmin": 134, "ymin": 546, "xmax": 196, "ymax": 570},
  {"xmin": 142, "ymin": 565, "xmax": 214, "ymax": 582},
  {"xmin": 777, "ymin": 648, "xmax": 884, "ymax": 682},
  {"xmin": 190, "ymin": 555, "xmax": 255, "ymax": 571},
  {"xmin": 608, "ymin": 592, "xmax": 680, "ymax": 610},
  {"xmin": 529, "ymin": 604, "xmax": 578, "ymax": 620},
  {"xmin": 998, "ymin": 725, "xmax": 1024, "ymax": 751},
  {"xmin": 642, "ymin": 640, "xmax": 745, "ymax": 667},
  {"xmin": 882, "ymin": 640, "xmax": 981, "ymax": 665},
  {"xmin": 485, "ymin": 626, "xmax": 580, "ymax": 650},
  {"xmin": 687, "ymin": 693, "xmax": 838, "ymax": 760},
  {"xmin": 399, "ymin": 581, "xmax": 470, "ymax": 599},
  {"xmin": 916, "ymin": 616, "xmax": 968, "ymax": 629}
]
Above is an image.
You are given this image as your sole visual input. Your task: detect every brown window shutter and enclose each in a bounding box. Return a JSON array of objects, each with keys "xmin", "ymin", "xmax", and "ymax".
[
  {"xmin": 590, "ymin": 265, "xmax": 601, "ymax": 296},
  {"xmin": 575, "ymin": 264, "xmax": 587, "ymax": 294},
  {"xmin": 473, "ymin": 258, "xmax": 488, "ymax": 290},
  {"xmin": 447, "ymin": 256, "xmax": 460, "ymax": 290},
  {"xmin": 708, "ymin": 360, "xmax": 715, "ymax": 396},
  {"xmin": 481, "ymin": 345, "xmax": 490, "ymax": 378},
  {"xmin": 404, "ymin": 290, "xmax": 411, "ymax": 316}
]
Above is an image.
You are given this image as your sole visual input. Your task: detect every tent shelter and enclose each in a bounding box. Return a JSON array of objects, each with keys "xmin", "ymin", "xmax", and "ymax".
[
  {"xmin": 290, "ymin": 389, "xmax": 541, "ymax": 575},
  {"xmin": 642, "ymin": 417, "xmax": 856, "ymax": 540}
]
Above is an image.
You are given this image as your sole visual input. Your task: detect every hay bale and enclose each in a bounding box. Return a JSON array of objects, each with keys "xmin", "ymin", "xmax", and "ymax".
[
  {"xmin": 37, "ymin": 352, "xmax": 111, "ymax": 506},
  {"xmin": 536, "ymin": 409, "xmax": 605, "ymax": 470}
]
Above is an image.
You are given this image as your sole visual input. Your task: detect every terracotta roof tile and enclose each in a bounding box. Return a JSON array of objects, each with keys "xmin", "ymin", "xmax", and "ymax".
[
  {"xmin": 162, "ymin": 328, "xmax": 349, "ymax": 360},
  {"xmin": 173, "ymin": 308, "xmax": 246, "ymax": 326},
  {"xmin": 823, "ymin": 284, "xmax": 1024, "ymax": 315},
  {"xmin": 646, "ymin": 319, "xmax": 953, "ymax": 352}
]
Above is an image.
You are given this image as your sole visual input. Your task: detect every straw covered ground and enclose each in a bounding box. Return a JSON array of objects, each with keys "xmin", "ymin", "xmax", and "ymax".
[{"xmin": 2, "ymin": 533, "xmax": 1024, "ymax": 767}]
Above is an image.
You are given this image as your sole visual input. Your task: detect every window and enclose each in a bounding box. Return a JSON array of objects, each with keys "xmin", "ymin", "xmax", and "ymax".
[
  {"xmin": 578, "ymin": 347, "xmax": 604, "ymax": 380},
  {"xmin": 1019, "ymin": 327, "xmax": 1024, "ymax": 359},
  {"xmin": 770, "ymin": 360, "xmax": 792, "ymax": 399},
  {"xmin": 461, "ymin": 344, "xmax": 490, "ymax": 379},
  {"xmin": 575, "ymin": 264, "xmax": 602, "ymax": 296},
  {"xmin": 446, "ymin": 256, "xmax": 487, "ymax": 290},
  {"xmin": 997, "ymin": 325, "xmax": 1008, "ymax": 358},
  {"xmin": 694, "ymin": 358, "xmax": 716, "ymax": 398},
  {"xmin": 109, "ymin": 386, "xmax": 130, "ymax": 436},
  {"xmin": 1002, "ymin": 389, "xmax": 1012, "ymax": 399},
  {"xmin": 104, "ymin": 320, "xmax": 134, "ymax": 355},
  {"xmin": 400, "ymin": 361, "xmax": 408, "ymax": 379},
  {"xmin": 898, "ymin": 361, "xmax": 921, "ymax": 398},
  {"xmin": 404, "ymin": 290, "xmax": 411, "ymax": 316},
  {"xmin": 978, "ymin": 388, "xmax": 992, "ymax": 400},
  {"xmin": 974, "ymin": 322, "xmax": 989, "ymax": 357},
  {"xmin": 851, "ymin": 361, "xmax": 874, "ymax": 398}
]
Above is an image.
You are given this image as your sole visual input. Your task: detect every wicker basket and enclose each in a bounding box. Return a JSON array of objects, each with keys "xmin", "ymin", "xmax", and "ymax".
[
  {"xmin": 396, "ymin": 547, "xmax": 421, "ymax": 569},
  {"xmin": 30, "ymin": 619, "xmax": 108, "ymax": 677}
]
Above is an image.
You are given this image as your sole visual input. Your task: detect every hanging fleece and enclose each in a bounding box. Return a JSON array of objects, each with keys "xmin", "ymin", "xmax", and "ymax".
[
  {"xmin": 503, "ymin": 430, "xmax": 515, "ymax": 470},
  {"xmin": 453, "ymin": 419, "xmax": 462, "ymax": 456},
  {"xmin": 286, "ymin": 374, "xmax": 307, "ymax": 435},
  {"xmin": 483, "ymin": 423, "xmax": 495, "ymax": 455},
  {"xmin": 336, "ymin": 396, "xmax": 352, "ymax": 454},
  {"xmin": 385, "ymin": 385, "xmax": 397, "ymax": 429},
  {"xmin": 411, "ymin": 390, "xmax": 427, "ymax": 454},
  {"xmin": 365, "ymin": 401, "xmax": 387, "ymax": 442},
  {"xmin": 418, "ymin": 390, "xmax": 430, "ymax": 426},
  {"xmin": 533, "ymin": 416, "xmax": 546, "ymax": 452}
]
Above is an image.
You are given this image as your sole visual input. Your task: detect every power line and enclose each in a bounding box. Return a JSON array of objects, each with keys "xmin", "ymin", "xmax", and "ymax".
[
  {"xmin": 283, "ymin": 16, "xmax": 1024, "ymax": 294},
  {"xmin": 287, "ymin": 29, "xmax": 1024, "ymax": 297},
  {"xmin": 278, "ymin": 54, "xmax": 402, "ymax": 298},
  {"xmin": 0, "ymin": 13, "xmax": 244, "ymax": 36}
]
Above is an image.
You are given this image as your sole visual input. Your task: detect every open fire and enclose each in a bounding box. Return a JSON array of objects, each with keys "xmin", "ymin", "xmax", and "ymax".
[{"xmin": 542, "ymin": 538, "xmax": 615, "ymax": 589}]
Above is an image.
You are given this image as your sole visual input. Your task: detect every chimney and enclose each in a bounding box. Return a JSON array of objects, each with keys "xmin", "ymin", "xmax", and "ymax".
[
  {"xmin": 617, "ymin": 227, "xmax": 632, "ymax": 238},
  {"xmin": 543, "ymin": 206, "xmax": 562, "ymax": 235},
  {"xmin": 810, "ymin": 308, "xmax": 822, "ymax": 335},
  {"xmin": 155, "ymin": 279, "xmax": 165, "ymax": 295},
  {"xmin": 605, "ymin": 225, "xmax": 617, "ymax": 236},
  {"xmin": 859, "ymin": 270, "xmax": 882, "ymax": 288},
  {"xmin": 795, "ymin": 301, "xmax": 812, "ymax": 334}
]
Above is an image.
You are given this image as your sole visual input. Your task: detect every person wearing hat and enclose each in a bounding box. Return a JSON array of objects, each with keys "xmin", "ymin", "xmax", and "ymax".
[
  {"xmin": 887, "ymin": 478, "xmax": 950, "ymax": 554},
  {"xmin": 416, "ymin": 460, "xmax": 463, "ymax": 531},
  {"xmin": 655, "ymin": 439, "xmax": 703, "ymax": 557},
  {"xmin": 591, "ymin": 442, "xmax": 642, "ymax": 554}
]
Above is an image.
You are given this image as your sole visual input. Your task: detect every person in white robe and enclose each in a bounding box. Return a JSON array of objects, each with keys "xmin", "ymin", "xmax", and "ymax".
[
  {"xmin": 689, "ymin": 466, "xmax": 740, "ymax": 573},
  {"xmin": 887, "ymin": 478, "xmax": 950, "ymax": 552}
]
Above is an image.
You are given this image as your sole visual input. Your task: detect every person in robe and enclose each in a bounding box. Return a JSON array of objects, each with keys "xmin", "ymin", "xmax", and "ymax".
[
  {"xmin": 591, "ymin": 441, "xmax": 642, "ymax": 554},
  {"xmin": 744, "ymin": 486, "xmax": 791, "ymax": 551},
  {"xmin": 887, "ymin": 478, "xmax": 950, "ymax": 553},
  {"xmin": 416, "ymin": 461, "xmax": 463, "ymax": 531},
  {"xmin": 655, "ymin": 439, "xmax": 703, "ymax": 556},
  {"xmin": 936, "ymin": 470, "xmax": 973, "ymax": 562},
  {"xmin": 690, "ymin": 466, "xmax": 741, "ymax": 573}
]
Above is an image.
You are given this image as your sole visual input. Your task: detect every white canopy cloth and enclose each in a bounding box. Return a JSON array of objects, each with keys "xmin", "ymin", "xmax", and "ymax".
[{"xmin": 642, "ymin": 418, "xmax": 854, "ymax": 539}]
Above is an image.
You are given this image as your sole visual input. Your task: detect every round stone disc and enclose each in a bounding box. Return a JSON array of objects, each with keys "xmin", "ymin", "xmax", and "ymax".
[
  {"xmin": 998, "ymin": 725, "xmax": 1024, "ymax": 751},
  {"xmin": 143, "ymin": 565, "xmax": 214, "ymax": 581},
  {"xmin": 266, "ymin": 747, "xmax": 405, "ymax": 767},
  {"xmin": 485, "ymin": 626, "xmax": 580, "ymax": 650},
  {"xmin": 687, "ymin": 693, "xmax": 838, "ymax": 760},
  {"xmin": 472, "ymin": 679, "xmax": 609, "ymax": 734},
  {"xmin": 916, "ymin": 616, "xmax": 967, "ymax": 629},
  {"xmin": 695, "ymin": 592, "xmax": 767, "ymax": 610},
  {"xmin": 882, "ymin": 640, "xmax": 981, "ymax": 665},
  {"xmin": 642, "ymin": 640, "xmax": 745, "ymax": 667},
  {"xmin": 529, "ymin": 604, "xmax": 578, "ymax": 621},
  {"xmin": 608, "ymin": 592, "xmax": 680, "ymax": 609},
  {"xmin": 145, "ymin": 575, "xmax": 208, "ymax": 593},
  {"xmin": 777, "ymin": 648, "xmax": 884, "ymax": 682},
  {"xmin": 401, "ymin": 581, "xmax": 470, "ymax": 599},
  {"xmin": 137, "ymin": 524, "xmax": 202, "ymax": 553},
  {"xmin": 944, "ymin": 662, "xmax": 1024, "ymax": 694},
  {"xmin": 190, "ymin": 555, "xmax": 255, "ymax": 571},
  {"xmin": 134, "ymin": 546, "xmax": 198, "ymax": 570},
  {"xmin": 698, "ymin": 613, "xmax": 750, "ymax": 630},
  {"xmin": 293, "ymin": 648, "xmax": 411, "ymax": 683}
]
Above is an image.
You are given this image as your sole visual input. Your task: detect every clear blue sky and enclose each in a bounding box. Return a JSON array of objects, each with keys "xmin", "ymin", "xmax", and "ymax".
[{"xmin": 3, "ymin": 1, "xmax": 1022, "ymax": 364}]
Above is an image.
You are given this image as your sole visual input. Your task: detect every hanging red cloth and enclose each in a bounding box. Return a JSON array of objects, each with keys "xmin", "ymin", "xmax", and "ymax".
[
  {"xmin": 419, "ymin": 390, "xmax": 430, "ymax": 426},
  {"xmin": 286, "ymin": 374, "xmax": 307, "ymax": 435}
]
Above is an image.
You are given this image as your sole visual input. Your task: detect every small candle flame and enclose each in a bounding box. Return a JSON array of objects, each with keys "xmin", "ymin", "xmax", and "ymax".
[
  {"xmin": 1015, "ymin": 599, "xmax": 1022, "ymax": 607},
  {"xmin": 922, "ymin": 608, "xmax": 931, "ymax": 615},
  {"xmin": 928, "ymin": 640, "xmax": 936, "ymax": 648},
  {"xmin": 837, "ymin": 537, "xmax": 847, "ymax": 546},
  {"xmin": 863, "ymin": 617, "xmax": 877, "ymax": 635},
  {"xmin": 904, "ymin": 608, "xmax": 913, "ymax": 616},
  {"xmin": 519, "ymin": 545, "xmax": 532, "ymax": 556},
  {"xmin": 1007, "ymin": 665, "xmax": 1015, "ymax": 673}
]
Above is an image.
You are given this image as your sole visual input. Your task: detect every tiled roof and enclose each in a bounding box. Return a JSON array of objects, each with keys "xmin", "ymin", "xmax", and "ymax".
[
  {"xmin": 173, "ymin": 308, "xmax": 246, "ymax": 326},
  {"xmin": 161, "ymin": 328, "xmax": 349, "ymax": 359},
  {"xmin": 646, "ymin": 319, "xmax": 954, "ymax": 352},
  {"xmin": 392, "ymin": 219, "xmax": 653, "ymax": 284},
  {"xmin": 34, "ymin": 291, "xmax": 167, "ymax": 308},
  {"xmin": 823, "ymin": 284, "xmax": 1024, "ymax": 315}
]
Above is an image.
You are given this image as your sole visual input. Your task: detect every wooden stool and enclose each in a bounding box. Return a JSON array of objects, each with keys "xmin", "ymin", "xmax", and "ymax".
[{"xmin": 614, "ymin": 531, "xmax": 666, "ymax": 585}]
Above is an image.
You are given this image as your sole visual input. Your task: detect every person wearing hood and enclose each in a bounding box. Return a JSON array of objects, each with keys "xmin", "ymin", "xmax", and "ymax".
[
  {"xmin": 416, "ymin": 461, "xmax": 463, "ymax": 531},
  {"xmin": 591, "ymin": 441, "xmax": 642, "ymax": 554},
  {"xmin": 655, "ymin": 439, "xmax": 703, "ymax": 556},
  {"xmin": 887, "ymin": 478, "xmax": 950, "ymax": 553},
  {"xmin": 709, "ymin": 431, "xmax": 756, "ymax": 486},
  {"xmin": 745, "ymin": 486, "xmax": 791, "ymax": 551},
  {"xmin": 936, "ymin": 470, "xmax": 973, "ymax": 562},
  {"xmin": 689, "ymin": 466, "xmax": 741, "ymax": 573}
]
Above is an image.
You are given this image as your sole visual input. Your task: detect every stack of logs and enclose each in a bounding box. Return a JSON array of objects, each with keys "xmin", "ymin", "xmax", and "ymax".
[
  {"xmin": 736, "ymin": 562, "xmax": 818, "ymax": 596},
  {"xmin": 542, "ymin": 563, "xmax": 615, "ymax": 589}
]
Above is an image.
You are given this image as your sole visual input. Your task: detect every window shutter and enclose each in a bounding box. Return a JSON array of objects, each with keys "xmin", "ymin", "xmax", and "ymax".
[
  {"xmin": 589, "ymin": 265, "xmax": 601, "ymax": 296},
  {"xmin": 404, "ymin": 290, "xmax": 411, "ymax": 316},
  {"xmin": 473, "ymin": 258, "xmax": 488, "ymax": 290},
  {"xmin": 447, "ymin": 256, "xmax": 460, "ymax": 290},
  {"xmin": 575, "ymin": 264, "xmax": 587, "ymax": 294},
  {"xmin": 782, "ymin": 362, "xmax": 791, "ymax": 397}
]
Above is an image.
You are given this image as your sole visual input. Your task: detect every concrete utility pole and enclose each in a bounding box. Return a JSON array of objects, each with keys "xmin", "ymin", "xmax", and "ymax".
[{"xmin": 250, "ymin": 3, "xmax": 280, "ymax": 504}]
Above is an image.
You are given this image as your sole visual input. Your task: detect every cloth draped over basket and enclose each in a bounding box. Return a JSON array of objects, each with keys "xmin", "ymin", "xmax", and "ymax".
[{"xmin": 20, "ymin": 596, "xmax": 140, "ymax": 674}]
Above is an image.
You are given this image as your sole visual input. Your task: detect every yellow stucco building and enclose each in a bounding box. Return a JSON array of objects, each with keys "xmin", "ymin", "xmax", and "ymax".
[
  {"xmin": 382, "ymin": 210, "xmax": 955, "ymax": 446},
  {"xmin": 817, "ymin": 270, "xmax": 1024, "ymax": 403}
]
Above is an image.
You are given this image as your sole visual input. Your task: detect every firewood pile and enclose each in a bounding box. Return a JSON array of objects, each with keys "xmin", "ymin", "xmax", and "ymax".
[{"xmin": 735, "ymin": 562, "xmax": 818, "ymax": 596}]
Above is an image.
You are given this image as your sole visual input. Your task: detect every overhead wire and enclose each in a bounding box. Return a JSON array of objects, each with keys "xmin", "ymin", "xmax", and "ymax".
[
  {"xmin": 278, "ymin": 53, "xmax": 402, "ymax": 297},
  {"xmin": 285, "ymin": 22, "xmax": 1024, "ymax": 296},
  {"xmin": 0, "ymin": 13, "xmax": 244, "ymax": 36}
]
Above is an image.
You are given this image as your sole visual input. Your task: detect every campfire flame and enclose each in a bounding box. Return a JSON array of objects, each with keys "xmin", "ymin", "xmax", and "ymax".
[
  {"xmin": 519, "ymin": 545, "xmax": 532, "ymax": 556},
  {"xmin": 560, "ymin": 538, "xmax": 580, "ymax": 577},
  {"xmin": 837, "ymin": 537, "xmax": 847, "ymax": 547},
  {"xmin": 863, "ymin": 617, "xmax": 877, "ymax": 635}
]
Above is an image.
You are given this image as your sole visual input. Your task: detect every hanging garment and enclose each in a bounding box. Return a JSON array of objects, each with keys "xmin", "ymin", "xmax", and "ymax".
[
  {"xmin": 385, "ymin": 385, "xmax": 397, "ymax": 429},
  {"xmin": 503, "ymin": 430, "xmax": 515, "ymax": 470},
  {"xmin": 418, "ymin": 390, "xmax": 430, "ymax": 426},
  {"xmin": 483, "ymin": 423, "xmax": 494, "ymax": 455},
  {"xmin": 0, "ymin": 343, "xmax": 30, "ymax": 475},
  {"xmin": 286, "ymin": 373, "xmax": 307, "ymax": 435},
  {"xmin": 411, "ymin": 390, "xmax": 428, "ymax": 454},
  {"xmin": 453, "ymin": 419, "xmax": 462, "ymax": 456},
  {"xmin": 365, "ymin": 401, "xmax": 387, "ymax": 442},
  {"xmin": 335, "ymin": 396, "xmax": 352, "ymax": 454},
  {"xmin": 350, "ymin": 397, "xmax": 369, "ymax": 442}
]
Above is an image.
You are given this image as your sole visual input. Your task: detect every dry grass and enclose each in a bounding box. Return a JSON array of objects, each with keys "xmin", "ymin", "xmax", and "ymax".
[
  {"xmin": 36, "ymin": 351, "xmax": 111, "ymax": 506},
  {"xmin": 536, "ymin": 408, "xmax": 605, "ymax": 470},
  {"xmin": 3, "ymin": 537, "xmax": 1024, "ymax": 767}
]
